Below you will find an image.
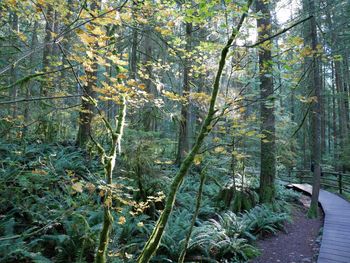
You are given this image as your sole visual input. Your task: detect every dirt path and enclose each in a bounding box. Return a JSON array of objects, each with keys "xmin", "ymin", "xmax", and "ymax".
[{"xmin": 251, "ymin": 195, "xmax": 323, "ymax": 263}]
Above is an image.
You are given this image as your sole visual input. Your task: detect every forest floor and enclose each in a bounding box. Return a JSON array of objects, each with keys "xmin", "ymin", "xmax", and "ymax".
[{"xmin": 251, "ymin": 195, "xmax": 323, "ymax": 263}]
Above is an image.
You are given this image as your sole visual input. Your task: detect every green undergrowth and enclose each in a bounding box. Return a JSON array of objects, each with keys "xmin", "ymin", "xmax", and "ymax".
[
  {"xmin": 0, "ymin": 141, "xmax": 104, "ymax": 262},
  {"xmin": 0, "ymin": 140, "xmax": 297, "ymax": 263}
]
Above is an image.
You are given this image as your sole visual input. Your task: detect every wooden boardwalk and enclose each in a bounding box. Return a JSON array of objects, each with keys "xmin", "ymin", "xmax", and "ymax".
[{"xmin": 290, "ymin": 184, "xmax": 350, "ymax": 263}]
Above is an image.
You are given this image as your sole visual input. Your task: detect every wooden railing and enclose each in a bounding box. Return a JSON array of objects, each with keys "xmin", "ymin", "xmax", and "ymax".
[{"xmin": 281, "ymin": 169, "xmax": 350, "ymax": 195}]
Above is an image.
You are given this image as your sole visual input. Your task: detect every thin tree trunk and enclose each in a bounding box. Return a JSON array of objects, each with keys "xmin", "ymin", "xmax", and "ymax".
[
  {"xmin": 9, "ymin": 12, "xmax": 19, "ymax": 118},
  {"xmin": 321, "ymin": 64, "xmax": 326, "ymax": 154},
  {"xmin": 23, "ymin": 21, "xmax": 39, "ymax": 136},
  {"xmin": 178, "ymin": 170, "xmax": 206, "ymax": 263},
  {"xmin": 142, "ymin": 26, "xmax": 157, "ymax": 131},
  {"xmin": 176, "ymin": 22, "xmax": 192, "ymax": 164},
  {"xmin": 130, "ymin": 1, "xmax": 138, "ymax": 79},
  {"xmin": 331, "ymin": 62, "xmax": 338, "ymax": 167},
  {"xmin": 94, "ymin": 97, "xmax": 126, "ymax": 263},
  {"xmin": 40, "ymin": 4, "xmax": 55, "ymax": 140}
]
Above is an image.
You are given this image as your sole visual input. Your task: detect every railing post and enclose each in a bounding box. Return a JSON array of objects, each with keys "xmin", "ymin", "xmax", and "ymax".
[{"xmin": 338, "ymin": 174, "xmax": 343, "ymax": 194}]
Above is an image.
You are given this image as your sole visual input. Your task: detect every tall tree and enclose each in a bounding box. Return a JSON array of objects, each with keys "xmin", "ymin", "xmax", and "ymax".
[
  {"xmin": 256, "ymin": 0, "xmax": 276, "ymax": 203},
  {"xmin": 306, "ymin": 0, "xmax": 322, "ymax": 218},
  {"xmin": 176, "ymin": 21, "xmax": 192, "ymax": 164},
  {"xmin": 8, "ymin": 12, "xmax": 18, "ymax": 118},
  {"xmin": 142, "ymin": 26, "xmax": 157, "ymax": 131},
  {"xmin": 76, "ymin": 0, "xmax": 100, "ymax": 147}
]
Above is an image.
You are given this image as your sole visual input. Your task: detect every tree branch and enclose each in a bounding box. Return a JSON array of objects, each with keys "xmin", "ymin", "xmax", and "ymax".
[
  {"xmin": 245, "ymin": 16, "xmax": 313, "ymax": 48},
  {"xmin": 0, "ymin": 94, "xmax": 82, "ymax": 105}
]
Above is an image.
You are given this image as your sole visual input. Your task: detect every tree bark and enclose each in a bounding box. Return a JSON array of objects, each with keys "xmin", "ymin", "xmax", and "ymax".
[
  {"xmin": 9, "ymin": 12, "xmax": 19, "ymax": 119},
  {"xmin": 331, "ymin": 62, "xmax": 338, "ymax": 166},
  {"xmin": 256, "ymin": 0, "xmax": 276, "ymax": 203},
  {"xmin": 94, "ymin": 97, "xmax": 126, "ymax": 263},
  {"xmin": 142, "ymin": 26, "xmax": 157, "ymax": 131},
  {"xmin": 307, "ymin": 0, "xmax": 322, "ymax": 218},
  {"xmin": 23, "ymin": 21, "xmax": 39, "ymax": 136},
  {"xmin": 76, "ymin": 0, "xmax": 100, "ymax": 147},
  {"xmin": 176, "ymin": 22, "xmax": 192, "ymax": 164}
]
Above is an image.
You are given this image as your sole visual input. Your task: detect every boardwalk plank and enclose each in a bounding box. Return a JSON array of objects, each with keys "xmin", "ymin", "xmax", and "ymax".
[{"xmin": 290, "ymin": 183, "xmax": 350, "ymax": 263}]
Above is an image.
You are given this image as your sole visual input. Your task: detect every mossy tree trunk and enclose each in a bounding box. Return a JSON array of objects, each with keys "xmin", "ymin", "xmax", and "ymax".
[
  {"xmin": 136, "ymin": 1, "xmax": 252, "ymax": 262},
  {"xmin": 306, "ymin": 0, "xmax": 322, "ymax": 218},
  {"xmin": 178, "ymin": 170, "xmax": 206, "ymax": 263},
  {"xmin": 94, "ymin": 97, "xmax": 126, "ymax": 263},
  {"xmin": 256, "ymin": 0, "xmax": 276, "ymax": 204}
]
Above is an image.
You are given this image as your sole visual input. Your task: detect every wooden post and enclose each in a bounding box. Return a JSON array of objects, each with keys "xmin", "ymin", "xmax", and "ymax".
[{"xmin": 338, "ymin": 174, "xmax": 343, "ymax": 194}]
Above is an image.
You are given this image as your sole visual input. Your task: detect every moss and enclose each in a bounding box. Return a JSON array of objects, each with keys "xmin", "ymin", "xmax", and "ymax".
[
  {"xmin": 307, "ymin": 203, "xmax": 318, "ymax": 219},
  {"xmin": 94, "ymin": 208, "xmax": 113, "ymax": 263},
  {"xmin": 259, "ymin": 184, "xmax": 275, "ymax": 204}
]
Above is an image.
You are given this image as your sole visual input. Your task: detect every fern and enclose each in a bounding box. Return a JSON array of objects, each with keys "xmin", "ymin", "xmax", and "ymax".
[{"xmin": 189, "ymin": 211, "xmax": 260, "ymax": 262}]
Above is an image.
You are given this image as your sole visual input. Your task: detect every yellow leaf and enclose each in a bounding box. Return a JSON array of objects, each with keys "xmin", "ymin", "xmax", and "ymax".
[
  {"xmin": 214, "ymin": 146, "xmax": 226, "ymax": 154},
  {"xmin": 245, "ymin": 130, "xmax": 256, "ymax": 137},
  {"xmin": 167, "ymin": 21, "xmax": 175, "ymax": 27},
  {"xmin": 127, "ymin": 79, "xmax": 137, "ymax": 86},
  {"xmin": 79, "ymin": 32, "xmax": 95, "ymax": 45},
  {"xmin": 194, "ymin": 154, "xmax": 202, "ymax": 165},
  {"xmin": 118, "ymin": 216, "xmax": 126, "ymax": 225},
  {"xmin": 92, "ymin": 27, "xmax": 104, "ymax": 35},
  {"xmin": 85, "ymin": 182, "xmax": 96, "ymax": 194},
  {"xmin": 32, "ymin": 169, "xmax": 48, "ymax": 175},
  {"xmin": 212, "ymin": 137, "xmax": 220, "ymax": 143},
  {"xmin": 86, "ymin": 50, "xmax": 94, "ymax": 59},
  {"xmin": 85, "ymin": 24, "xmax": 95, "ymax": 31},
  {"xmin": 105, "ymin": 196, "xmax": 112, "ymax": 207},
  {"xmin": 17, "ymin": 32, "xmax": 27, "ymax": 42},
  {"xmin": 72, "ymin": 182, "xmax": 83, "ymax": 193},
  {"xmin": 120, "ymin": 12, "xmax": 132, "ymax": 22},
  {"xmin": 138, "ymin": 84, "xmax": 146, "ymax": 89},
  {"xmin": 117, "ymin": 73, "xmax": 127, "ymax": 79}
]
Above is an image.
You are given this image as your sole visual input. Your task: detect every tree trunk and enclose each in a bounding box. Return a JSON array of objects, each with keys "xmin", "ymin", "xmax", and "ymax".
[
  {"xmin": 94, "ymin": 97, "xmax": 126, "ymax": 263},
  {"xmin": 331, "ymin": 62, "xmax": 338, "ymax": 168},
  {"xmin": 23, "ymin": 21, "xmax": 39, "ymax": 136},
  {"xmin": 307, "ymin": 0, "xmax": 322, "ymax": 218},
  {"xmin": 39, "ymin": 4, "xmax": 55, "ymax": 140},
  {"xmin": 9, "ymin": 12, "xmax": 19, "ymax": 119},
  {"xmin": 142, "ymin": 26, "xmax": 157, "ymax": 131},
  {"xmin": 130, "ymin": 1, "xmax": 138, "ymax": 79},
  {"xmin": 321, "ymin": 64, "xmax": 326, "ymax": 155},
  {"xmin": 256, "ymin": 0, "xmax": 276, "ymax": 203},
  {"xmin": 76, "ymin": 0, "xmax": 100, "ymax": 147},
  {"xmin": 176, "ymin": 22, "xmax": 192, "ymax": 164}
]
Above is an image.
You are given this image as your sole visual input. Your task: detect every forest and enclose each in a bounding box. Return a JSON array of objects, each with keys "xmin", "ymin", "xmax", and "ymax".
[{"xmin": 0, "ymin": 0, "xmax": 350, "ymax": 262}]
